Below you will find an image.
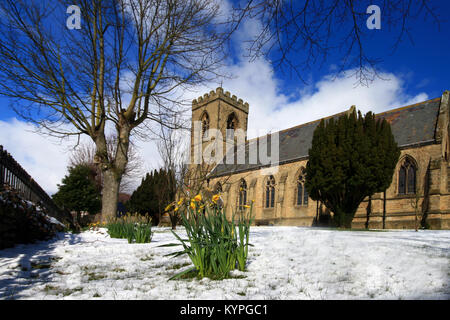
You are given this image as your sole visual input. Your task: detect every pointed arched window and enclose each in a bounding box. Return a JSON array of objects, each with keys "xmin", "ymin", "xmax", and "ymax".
[
  {"xmin": 201, "ymin": 112, "xmax": 209, "ymax": 137},
  {"xmin": 265, "ymin": 175, "xmax": 275, "ymax": 208},
  {"xmin": 297, "ymin": 170, "xmax": 308, "ymax": 206},
  {"xmin": 226, "ymin": 113, "xmax": 238, "ymax": 130},
  {"xmin": 398, "ymin": 157, "xmax": 416, "ymax": 194},
  {"xmin": 226, "ymin": 113, "xmax": 238, "ymax": 140}
]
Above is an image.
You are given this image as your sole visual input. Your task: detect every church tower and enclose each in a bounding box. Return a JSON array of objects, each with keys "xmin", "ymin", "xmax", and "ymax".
[{"xmin": 190, "ymin": 87, "xmax": 249, "ymax": 169}]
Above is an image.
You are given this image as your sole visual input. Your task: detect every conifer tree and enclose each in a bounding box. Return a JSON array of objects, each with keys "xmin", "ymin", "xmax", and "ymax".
[
  {"xmin": 127, "ymin": 168, "xmax": 176, "ymax": 225},
  {"xmin": 305, "ymin": 110, "xmax": 400, "ymax": 228},
  {"xmin": 52, "ymin": 164, "xmax": 102, "ymax": 223}
]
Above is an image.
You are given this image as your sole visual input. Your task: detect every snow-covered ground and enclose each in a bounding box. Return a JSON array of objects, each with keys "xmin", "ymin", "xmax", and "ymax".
[{"xmin": 0, "ymin": 226, "xmax": 449, "ymax": 300}]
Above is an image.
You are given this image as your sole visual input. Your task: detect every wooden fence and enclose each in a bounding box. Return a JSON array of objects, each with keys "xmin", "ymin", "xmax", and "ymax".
[{"xmin": 0, "ymin": 145, "xmax": 72, "ymax": 224}]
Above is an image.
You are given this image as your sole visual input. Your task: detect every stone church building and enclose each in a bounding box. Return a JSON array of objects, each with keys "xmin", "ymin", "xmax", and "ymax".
[{"xmin": 189, "ymin": 87, "xmax": 450, "ymax": 229}]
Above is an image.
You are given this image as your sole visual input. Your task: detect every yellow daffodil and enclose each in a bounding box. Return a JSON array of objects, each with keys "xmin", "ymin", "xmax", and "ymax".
[
  {"xmin": 177, "ymin": 198, "xmax": 184, "ymax": 206},
  {"xmin": 164, "ymin": 203, "xmax": 174, "ymax": 212},
  {"xmin": 190, "ymin": 201, "xmax": 196, "ymax": 210},
  {"xmin": 212, "ymin": 194, "xmax": 220, "ymax": 203},
  {"xmin": 174, "ymin": 206, "xmax": 179, "ymax": 212},
  {"xmin": 194, "ymin": 194, "xmax": 202, "ymax": 202}
]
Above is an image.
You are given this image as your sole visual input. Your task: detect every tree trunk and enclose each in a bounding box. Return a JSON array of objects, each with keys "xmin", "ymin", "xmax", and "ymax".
[
  {"xmin": 415, "ymin": 208, "xmax": 418, "ymax": 232},
  {"xmin": 343, "ymin": 213, "xmax": 354, "ymax": 229},
  {"xmin": 333, "ymin": 207, "xmax": 346, "ymax": 228},
  {"xmin": 96, "ymin": 120, "xmax": 131, "ymax": 222},
  {"xmin": 170, "ymin": 213, "xmax": 177, "ymax": 230},
  {"xmin": 382, "ymin": 191, "xmax": 386, "ymax": 229},
  {"xmin": 365, "ymin": 195, "xmax": 372, "ymax": 230},
  {"xmin": 101, "ymin": 169, "xmax": 121, "ymax": 222},
  {"xmin": 313, "ymin": 201, "xmax": 319, "ymax": 226},
  {"xmin": 76, "ymin": 210, "xmax": 82, "ymax": 227},
  {"xmin": 334, "ymin": 206, "xmax": 356, "ymax": 229},
  {"xmin": 155, "ymin": 211, "xmax": 161, "ymax": 226}
]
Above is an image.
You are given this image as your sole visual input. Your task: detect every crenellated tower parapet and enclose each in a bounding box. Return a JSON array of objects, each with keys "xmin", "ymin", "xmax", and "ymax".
[{"xmin": 192, "ymin": 87, "xmax": 249, "ymax": 114}]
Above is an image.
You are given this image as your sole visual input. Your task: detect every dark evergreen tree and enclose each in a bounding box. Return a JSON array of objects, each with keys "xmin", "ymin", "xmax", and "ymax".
[
  {"xmin": 127, "ymin": 168, "xmax": 176, "ymax": 225},
  {"xmin": 305, "ymin": 110, "xmax": 400, "ymax": 228},
  {"xmin": 158, "ymin": 168, "xmax": 178, "ymax": 229},
  {"xmin": 52, "ymin": 164, "xmax": 102, "ymax": 223}
]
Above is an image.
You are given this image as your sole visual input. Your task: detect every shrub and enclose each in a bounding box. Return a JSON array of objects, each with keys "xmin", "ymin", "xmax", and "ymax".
[
  {"xmin": 105, "ymin": 214, "xmax": 153, "ymax": 244},
  {"xmin": 52, "ymin": 164, "xmax": 102, "ymax": 223},
  {"xmin": 0, "ymin": 185, "xmax": 64, "ymax": 249},
  {"xmin": 163, "ymin": 195, "xmax": 254, "ymax": 280}
]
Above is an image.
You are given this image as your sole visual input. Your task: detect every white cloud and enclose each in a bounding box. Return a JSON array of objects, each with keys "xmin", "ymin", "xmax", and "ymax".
[
  {"xmin": 216, "ymin": 58, "xmax": 429, "ymax": 139},
  {"xmin": 0, "ymin": 9, "xmax": 432, "ymax": 196},
  {"xmin": 0, "ymin": 118, "xmax": 90, "ymax": 195},
  {"xmin": 0, "ymin": 63, "xmax": 431, "ymax": 196}
]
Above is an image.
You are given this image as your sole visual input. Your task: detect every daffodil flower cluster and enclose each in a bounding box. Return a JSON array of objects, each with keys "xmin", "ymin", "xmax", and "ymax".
[
  {"xmin": 161, "ymin": 194, "xmax": 255, "ymax": 280},
  {"xmin": 164, "ymin": 193, "xmax": 225, "ymax": 215}
]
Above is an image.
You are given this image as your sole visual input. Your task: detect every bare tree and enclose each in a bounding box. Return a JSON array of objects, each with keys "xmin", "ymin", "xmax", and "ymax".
[
  {"xmin": 233, "ymin": 0, "xmax": 442, "ymax": 85},
  {"xmin": 69, "ymin": 135, "xmax": 143, "ymax": 193},
  {"xmin": 157, "ymin": 114, "xmax": 189, "ymax": 178},
  {"xmin": 156, "ymin": 114, "xmax": 190, "ymax": 228},
  {"xmin": 0, "ymin": 0, "xmax": 232, "ymax": 220}
]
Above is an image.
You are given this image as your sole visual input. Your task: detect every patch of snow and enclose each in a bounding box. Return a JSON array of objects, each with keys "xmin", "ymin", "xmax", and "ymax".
[
  {"xmin": 44, "ymin": 215, "xmax": 65, "ymax": 228},
  {"xmin": 0, "ymin": 227, "xmax": 449, "ymax": 300}
]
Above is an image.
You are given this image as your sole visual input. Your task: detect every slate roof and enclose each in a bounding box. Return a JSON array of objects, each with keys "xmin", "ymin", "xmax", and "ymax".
[
  {"xmin": 375, "ymin": 97, "xmax": 440, "ymax": 147},
  {"xmin": 209, "ymin": 97, "xmax": 441, "ymax": 177}
]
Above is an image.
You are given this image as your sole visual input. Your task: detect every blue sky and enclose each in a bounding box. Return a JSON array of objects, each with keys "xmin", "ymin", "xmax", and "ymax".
[
  {"xmin": 266, "ymin": 0, "xmax": 450, "ymax": 101},
  {"xmin": 0, "ymin": 0, "xmax": 449, "ymax": 194}
]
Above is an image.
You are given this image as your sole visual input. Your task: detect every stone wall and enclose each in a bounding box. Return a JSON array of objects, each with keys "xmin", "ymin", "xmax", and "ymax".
[{"xmin": 209, "ymin": 143, "xmax": 450, "ymax": 229}]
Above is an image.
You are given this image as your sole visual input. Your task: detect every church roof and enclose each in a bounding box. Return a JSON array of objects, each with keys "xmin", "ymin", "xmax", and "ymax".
[
  {"xmin": 376, "ymin": 97, "xmax": 440, "ymax": 147},
  {"xmin": 209, "ymin": 97, "xmax": 442, "ymax": 178}
]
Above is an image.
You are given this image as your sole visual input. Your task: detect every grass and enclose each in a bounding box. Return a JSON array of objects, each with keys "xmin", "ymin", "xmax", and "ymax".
[
  {"xmin": 172, "ymin": 268, "xmax": 199, "ymax": 280},
  {"xmin": 62, "ymin": 287, "xmax": 83, "ymax": 296},
  {"xmin": 44, "ymin": 285, "xmax": 83, "ymax": 297},
  {"xmin": 169, "ymin": 262, "xmax": 191, "ymax": 270},
  {"xmin": 55, "ymin": 270, "xmax": 68, "ymax": 275},
  {"xmin": 87, "ymin": 272, "xmax": 106, "ymax": 281},
  {"xmin": 140, "ymin": 254, "xmax": 154, "ymax": 261},
  {"xmin": 44, "ymin": 285, "xmax": 59, "ymax": 292},
  {"xmin": 230, "ymin": 274, "xmax": 247, "ymax": 279},
  {"xmin": 31, "ymin": 262, "xmax": 51, "ymax": 269}
]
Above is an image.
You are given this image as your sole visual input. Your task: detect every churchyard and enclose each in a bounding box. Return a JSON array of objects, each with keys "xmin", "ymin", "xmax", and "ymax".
[{"xmin": 1, "ymin": 225, "xmax": 449, "ymax": 300}]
